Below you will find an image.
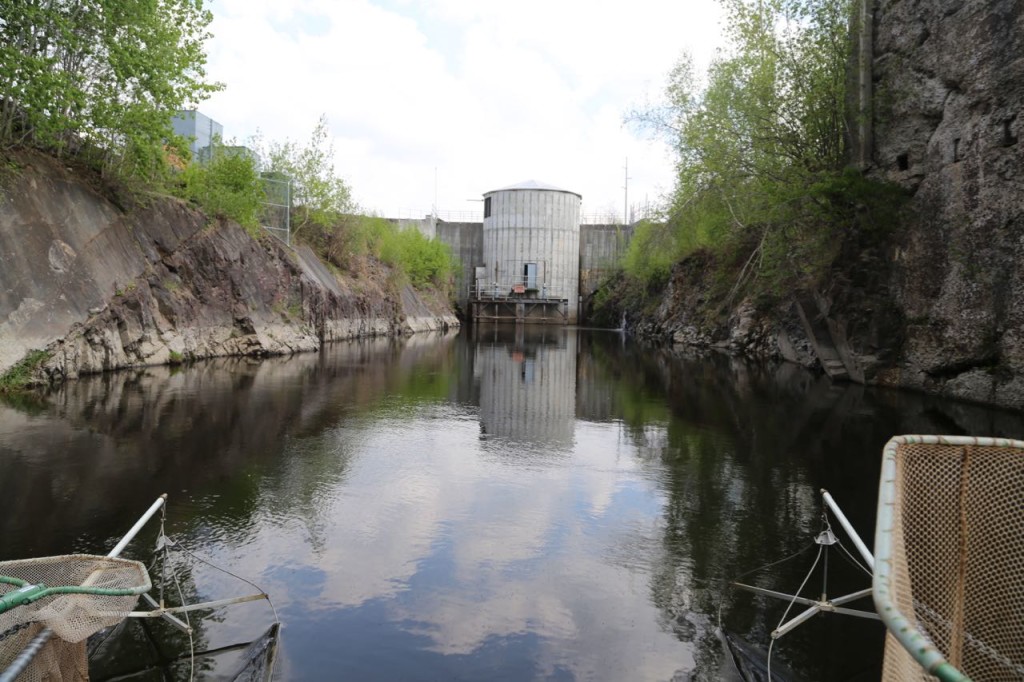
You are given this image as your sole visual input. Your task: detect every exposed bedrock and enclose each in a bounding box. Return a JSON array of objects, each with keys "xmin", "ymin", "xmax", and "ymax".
[
  {"xmin": 626, "ymin": 0, "xmax": 1024, "ymax": 411},
  {"xmin": 0, "ymin": 152, "xmax": 457, "ymax": 383}
]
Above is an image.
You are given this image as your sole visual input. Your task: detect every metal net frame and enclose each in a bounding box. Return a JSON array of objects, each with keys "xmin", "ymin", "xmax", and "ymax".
[{"xmin": 873, "ymin": 435, "xmax": 1024, "ymax": 682}]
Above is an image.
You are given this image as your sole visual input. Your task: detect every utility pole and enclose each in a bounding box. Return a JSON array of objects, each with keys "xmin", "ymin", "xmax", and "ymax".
[{"xmin": 623, "ymin": 157, "xmax": 631, "ymax": 225}]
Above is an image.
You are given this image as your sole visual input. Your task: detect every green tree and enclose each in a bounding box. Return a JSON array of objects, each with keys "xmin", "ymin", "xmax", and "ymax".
[
  {"xmin": 624, "ymin": 0, "xmax": 891, "ymax": 299},
  {"xmin": 622, "ymin": 219, "xmax": 677, "ymax": 285},
  {"xmin": 252, "ymin": 115, "xmax": 354, "ymax": 232},
  {"xmin": 0, "ymin": 0, "xmax": 221, "ymax": 180},
  {"xmin": 388, "ymin": 225, "xmax": 455, "ymax": 289},
  {"xmin": 247, "ymin": 119, "xmax": 455, "ymax": 291},
  {"xmin": 338, "ymin": 216, "xmax": 455, "ymax": 291},
  {"xmin": 175, "ymin": 141, "xmax": 264, "ymax": 232}
]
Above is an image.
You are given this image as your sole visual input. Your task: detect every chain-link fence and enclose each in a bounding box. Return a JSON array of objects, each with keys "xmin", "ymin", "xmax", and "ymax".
[{"xmin": 261, "ymin": 175, "xmax": 291, "ymax": 246}]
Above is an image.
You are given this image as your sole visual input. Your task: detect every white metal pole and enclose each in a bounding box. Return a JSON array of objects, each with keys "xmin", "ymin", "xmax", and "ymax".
[
  {"xmin": 0, "ymin": 631, "xmax": 50, "ymax": 682},
  {"xmin": 285, "ymin": 179, "xmax": 291, "ymax": 247},
  {"xmin": 623, "ymin": 157, "xmax": 629, "ymax": 225},
  {"xmin": 108, "ymin": 494, "xmax": 167, "ymax": 559},
  {"xmin": 821, "ymin": 489, "xmax": 874, "ymax": 570},
  {"xmin": 772, "ymin": 604, "xmax": 822, "ymax": 638}
]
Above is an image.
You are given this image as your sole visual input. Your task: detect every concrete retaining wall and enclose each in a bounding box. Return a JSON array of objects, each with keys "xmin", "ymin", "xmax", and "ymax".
[
  {"xmin": 579, "ymin": 224, "xmax": 633, "ymax": 298},
  {"xmin": 435, "ymin": 221, "xmax": 484, "ymax": 313}
]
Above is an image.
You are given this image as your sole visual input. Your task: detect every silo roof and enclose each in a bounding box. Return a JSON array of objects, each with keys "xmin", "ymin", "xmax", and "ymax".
[{"xmin": 485, "ymin": 180, "xmax": 581, "ymax": 198}]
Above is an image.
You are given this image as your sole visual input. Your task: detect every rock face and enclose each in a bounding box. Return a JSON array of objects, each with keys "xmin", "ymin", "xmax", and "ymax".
[
  {"xmin": 0, "ymin": 152, "xmax": 457, "ymax": 382},
  {"xmin": 869, "ymin": 0, "xmax": 1024, "ymax": 407},
  {"xmin": 616, "ymin": 0, "xmax": 1024, "ymax": 411}
]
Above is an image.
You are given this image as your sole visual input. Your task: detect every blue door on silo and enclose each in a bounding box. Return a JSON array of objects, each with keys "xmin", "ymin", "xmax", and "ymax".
[{"xmin": 524, "ymin": 263, "xmax": 538, "ymax": 290}]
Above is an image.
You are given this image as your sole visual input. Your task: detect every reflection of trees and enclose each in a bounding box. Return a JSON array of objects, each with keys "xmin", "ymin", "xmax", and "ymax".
[
  {"xmin": 578, "ymin": 332, "xmax": 1024, "ymax": 681},
  {"xmin": 1, "ymin": 333, "xmax": 463, "ymax": 677},
  {"xmin": 0, "ymin": 333, "xmax": 461, "ymax": 562},
  {"xmin": 5, "ymin": 328, "xmax": 1024, "ymax": 680}
]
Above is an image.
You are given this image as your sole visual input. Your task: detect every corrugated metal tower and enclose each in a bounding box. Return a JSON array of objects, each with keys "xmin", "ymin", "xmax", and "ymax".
[{"xmin": 475, "ymin": 180, "xmax": 582, "ymax": 324}]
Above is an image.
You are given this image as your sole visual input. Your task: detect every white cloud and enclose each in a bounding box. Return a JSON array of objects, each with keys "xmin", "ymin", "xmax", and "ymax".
[
  {"xmin": 226, "ymin": 412, "xmax": 696, "ymax": 680},
  {"xmin": 201, "ymin": 0, "xmax": 725, "ymax": 220}
]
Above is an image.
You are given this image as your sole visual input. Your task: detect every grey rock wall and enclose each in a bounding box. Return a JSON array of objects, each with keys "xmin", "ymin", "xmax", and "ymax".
[
  {"xmin": 870, "ymin": 0, "xmax": 1024, "ymax": 407},
  {"xmin": 0, "ymin": 152, "xmax": 457, "ymax": 383},
  {"xmin": 633, "ymin": 0, "xmax": 1024, "ymax": 412}
]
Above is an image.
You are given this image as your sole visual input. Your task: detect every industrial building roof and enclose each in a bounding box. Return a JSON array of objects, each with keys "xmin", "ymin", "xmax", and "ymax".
[{"xmin": 486, "ymin": 180, "xmax": 582, "ymax": 198}]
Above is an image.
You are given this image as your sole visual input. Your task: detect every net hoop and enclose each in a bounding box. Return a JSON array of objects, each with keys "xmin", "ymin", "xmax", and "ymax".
[
  {"xmin": 0, "ymin": 554, "xmax": 151, "ymax": 644},
  {"xmin": 873, "ymin": 434, "xmax": 1024, "ymax": 682}
]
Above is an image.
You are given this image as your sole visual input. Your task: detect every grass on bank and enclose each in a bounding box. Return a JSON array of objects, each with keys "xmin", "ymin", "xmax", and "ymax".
[
  {"xmin": 301, "ymin": 215, "xmax": 455, "ymax": 292},
  {"xmin": 0, "ymin": 350, "xmax": 50, "ymax": 392},
  {"xmin": 167, "ymin": 136, "xmax": 457, "ymax": 296}
]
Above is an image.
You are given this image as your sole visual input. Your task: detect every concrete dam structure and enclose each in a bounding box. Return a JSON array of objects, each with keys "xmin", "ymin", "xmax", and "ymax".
[{"xmin": 395, "ymin": 180, "xmax": 632, "ymax": 325}]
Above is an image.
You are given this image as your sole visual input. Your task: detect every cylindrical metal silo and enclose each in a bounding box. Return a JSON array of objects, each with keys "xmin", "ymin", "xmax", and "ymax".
[{"xmin": 482, "ymin": 180, "xmax": 582, "ymax": 323}]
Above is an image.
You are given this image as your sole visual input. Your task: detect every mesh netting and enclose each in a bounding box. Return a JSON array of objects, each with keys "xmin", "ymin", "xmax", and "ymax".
[
  {"xmin": 0, "ymin": 623, "xmax": 88, "ymax": 682},
  {"xmin": 875, "ymin": 436, "xmax": 1024, "ymax": 681},
  {"xmin": 0, "ymin": 554, "xmax": 149, "ymax": 644},
  {"xmin": 0, "ymin": 554, "xmax": 149, "ymax": 682}
]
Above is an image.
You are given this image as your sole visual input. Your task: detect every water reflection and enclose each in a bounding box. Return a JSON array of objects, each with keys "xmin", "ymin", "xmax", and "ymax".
[
  {"xmin": 2, "ymin": 328, "xmax": 1023, "ymax": 681},
  {"xmin": 475, "ymin": 325, "xmax": 577, "ymax": 448}
]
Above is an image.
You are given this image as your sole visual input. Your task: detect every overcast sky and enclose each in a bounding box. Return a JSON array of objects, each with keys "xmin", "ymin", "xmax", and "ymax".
[{"xmin": 200, "ymin": 0, "xmax": 726, "ymax": 222}]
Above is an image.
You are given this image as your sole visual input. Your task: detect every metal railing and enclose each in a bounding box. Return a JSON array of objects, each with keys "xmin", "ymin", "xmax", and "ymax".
[
  {"xmin": 368, "ymin": 208, "xmax": 484, "ymax": 222},
  {"xmin": 364, "ymin": 209, "xmax": 653, "ymax": 226},
  {"xmin": 473, "ymin": 279, "xmax": 565, "ymax": 300}
]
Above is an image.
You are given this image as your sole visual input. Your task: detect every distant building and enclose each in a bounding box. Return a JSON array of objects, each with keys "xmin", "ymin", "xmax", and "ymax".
[
  {"xmin": 171, "ymin": 110, "xmax": 222, "ymax": 163},
  {"xmin": 395, "ymin": 179, "xmax": 634, "ymax": 325},
  {"xmin": 475, "ymin": 180, "xmax": 583, "ymax": 324}
]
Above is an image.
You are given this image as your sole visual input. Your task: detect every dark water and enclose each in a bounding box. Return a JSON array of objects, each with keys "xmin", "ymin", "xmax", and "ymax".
[{"xmin": 2, "ymin": 326, "xmax": 1023, "ymax": 681}]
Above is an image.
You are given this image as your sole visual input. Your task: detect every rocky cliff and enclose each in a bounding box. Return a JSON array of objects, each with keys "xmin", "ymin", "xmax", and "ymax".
[
  {"xmin": 868, "ymin": 0, "xmax": 1024, "ymax": 406},
  {"xmin": 620, "ymin": 0, "xmax": 1024, "ymax": 411},
  {"xmin": 0, "ymin": 152, "xmax": 458, "ymax": 383}
]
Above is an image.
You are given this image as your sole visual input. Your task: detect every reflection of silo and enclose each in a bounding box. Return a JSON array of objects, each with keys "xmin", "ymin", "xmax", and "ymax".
[
  {"xmin": 476, "ymin": 327, "xmax": 577, "ymax": 447},
  {"xmin": 482, "ymin": 181, "xmax": 582, "ymax": 323}
]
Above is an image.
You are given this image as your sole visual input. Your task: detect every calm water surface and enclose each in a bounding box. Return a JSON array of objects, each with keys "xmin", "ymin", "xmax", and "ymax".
[{"xmin": 2, "ymin": 326, "xmax": 1023, "ymax": 681}]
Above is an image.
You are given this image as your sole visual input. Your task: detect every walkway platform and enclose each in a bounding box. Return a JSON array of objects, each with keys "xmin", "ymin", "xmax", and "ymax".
[{"xmin": 470, "ymin": 295, "xmax": 569, "ymax": 324}]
